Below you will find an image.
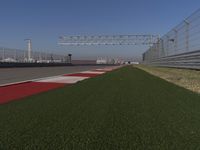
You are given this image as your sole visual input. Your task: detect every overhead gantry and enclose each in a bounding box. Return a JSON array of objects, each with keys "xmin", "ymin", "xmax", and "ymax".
[{"xmin": 58, "ymin": 35, "xmax": 159, "ymax": 46}]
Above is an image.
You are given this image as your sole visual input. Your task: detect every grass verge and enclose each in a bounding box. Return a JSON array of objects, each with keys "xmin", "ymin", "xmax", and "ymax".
[
  {"xmin": 0, "ymin": 66, "xmax": 200, "ymax": 149},
  {"xmin": 136, "ymin": 65, "xmax": 200, "ymax": 93}
]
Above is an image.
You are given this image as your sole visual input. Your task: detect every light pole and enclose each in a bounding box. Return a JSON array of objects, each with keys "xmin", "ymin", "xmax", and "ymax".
[{"xmin": 24, "ymin": 39, "xmax": 32, "ymax": 62}]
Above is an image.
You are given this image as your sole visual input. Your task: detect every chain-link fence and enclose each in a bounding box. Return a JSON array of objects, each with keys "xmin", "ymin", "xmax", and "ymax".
[
  {"xmin": 143, "ymin": 9, "xmax": 200, "ymax": 69},
  {"xmin": 0, "ymin": 47, "xmax": 69, "ymax": 63}
]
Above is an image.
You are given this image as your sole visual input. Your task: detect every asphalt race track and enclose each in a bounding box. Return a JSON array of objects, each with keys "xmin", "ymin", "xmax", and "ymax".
[{"xmin": 0, "ymin": 65, "xmax": 109, "ymax": 85}]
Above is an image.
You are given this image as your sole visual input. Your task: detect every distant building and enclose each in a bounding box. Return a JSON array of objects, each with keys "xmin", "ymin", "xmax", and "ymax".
[
  {"xmin": 2, "ymin": 58, "xmax": 16, "ymax": 62},
  {"xmin": 96, "ymin": 58, "xmax": 108, "ymax": 64},
  {"xmin": 124, "ymin": 61, "xmax": 139, "ymax": 65}
]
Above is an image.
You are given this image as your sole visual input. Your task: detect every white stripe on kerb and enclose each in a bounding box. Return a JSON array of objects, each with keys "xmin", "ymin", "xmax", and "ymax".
[
  {"xmin": 36, "ymin": 76, "xmax": 89, "ymax": 84},
  {"xmin": 80, "ymin": 71, "xmax": 105, "ymax": 74},
  {"xmin": 95, "ymin": 68, "xmax": 114, "ymax": 71}
]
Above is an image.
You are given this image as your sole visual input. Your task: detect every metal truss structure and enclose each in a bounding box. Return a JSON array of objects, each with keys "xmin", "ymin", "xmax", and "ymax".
[{"xmin": 58, "ymin": 35, "xmax": 159, "ymax": 46}]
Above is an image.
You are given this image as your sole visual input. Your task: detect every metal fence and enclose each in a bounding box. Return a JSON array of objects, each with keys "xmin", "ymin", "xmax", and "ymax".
[
  {"xmin": 143, "ymin": 9, "xmax": 200, "ymax": 69},
  {"xmin": 0, "ymin": 47, "xmax": 68, "ymax": 63}
]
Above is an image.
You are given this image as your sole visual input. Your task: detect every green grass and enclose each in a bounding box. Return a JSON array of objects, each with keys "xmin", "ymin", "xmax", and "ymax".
[{"xmin": 0, "ymin": 66, "xmax": 200, "ymax": 149}]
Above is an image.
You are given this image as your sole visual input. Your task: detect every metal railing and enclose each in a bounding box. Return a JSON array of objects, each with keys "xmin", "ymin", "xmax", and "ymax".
[
  {"xmin": 0, "ymin": 47, "xmax": 68, "ymax": 63},
  {"xmin": 143, "ymin": 9, "xmax": 200, "ymax": 69}
]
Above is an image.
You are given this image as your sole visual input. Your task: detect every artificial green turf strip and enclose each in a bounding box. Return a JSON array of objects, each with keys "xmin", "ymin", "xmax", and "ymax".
[{"xmin": 0, "ymin": 66, "xmax": 200, "ymax": 150}]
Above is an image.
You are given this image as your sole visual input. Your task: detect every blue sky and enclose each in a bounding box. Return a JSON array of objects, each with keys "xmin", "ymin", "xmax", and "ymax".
[{"xmin": 0, "ymin": 0, "xmax": 200, "ymax": 60}]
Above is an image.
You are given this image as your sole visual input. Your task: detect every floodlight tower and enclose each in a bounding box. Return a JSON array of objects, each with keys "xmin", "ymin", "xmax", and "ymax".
[{"xmin": 24, "ymin": 39, "xmax": 32, "ymax": 61}]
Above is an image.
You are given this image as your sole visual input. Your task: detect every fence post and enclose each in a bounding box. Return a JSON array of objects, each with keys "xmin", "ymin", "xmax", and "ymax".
[
  {"xmin": 157, "ymin": 35, "xmax": 162, "ymax": 59},
  {"xmin": 184, "ymin": 19, "xmax": 189, "ymax": 51},
  {"xmin": 173, "ymin": 29, "xmax": 178, "ymax": 53},
  {"xmin": 166, "ymin": 35, "xmax": 170, "ymax": 56},
  {"xmin": 159, "ymin": 39, "xmax": 164, "ymax": 57}
]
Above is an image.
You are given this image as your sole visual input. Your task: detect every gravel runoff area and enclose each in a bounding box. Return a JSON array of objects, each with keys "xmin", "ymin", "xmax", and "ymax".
[
  {"xmin": 136, "ymin": 65, "xmax": 200, "ymax": 94},
  {"xmin": 0, "ymin": 65, "xmax": 109, "ymax": 85},
  {"xmin": 0, "ymin": 66, "xmax": 200, "ymax": 149}
]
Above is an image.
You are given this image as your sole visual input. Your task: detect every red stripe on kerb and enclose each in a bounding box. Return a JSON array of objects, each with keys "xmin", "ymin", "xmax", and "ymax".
[
  {"xmin": 64, "ymin": 73, "xmax": 99, "ymax": 77},
  {"xmin": 0, "ymin": 82, "xmax": 65, "ymax": 104}
]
